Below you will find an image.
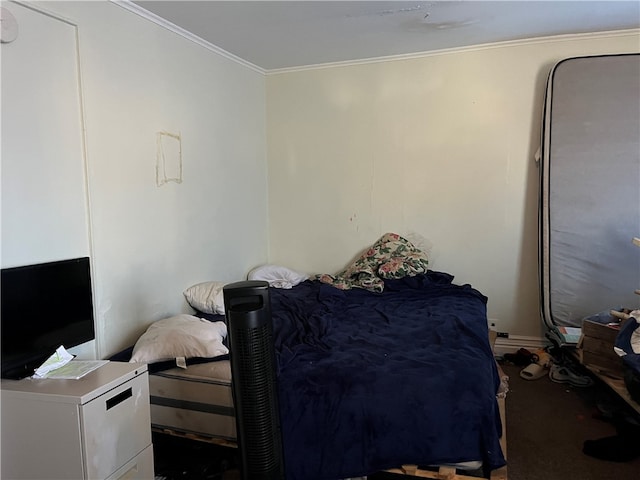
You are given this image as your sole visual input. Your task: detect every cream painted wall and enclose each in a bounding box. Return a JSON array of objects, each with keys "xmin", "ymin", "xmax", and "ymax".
[
  {"xmin": 266, "ymin": 31, "xmax": 640, "ymax": 338},
  {"xmin": 3, "ymin": 1, "xmax": 637, "ymax": 356},
  {"xmin": 11, "ymin": 1, "xmax": 268, "ymax": 358},
  {"xmin": 1, "ymin": 3, "xmax": 89, "ymax": 269}
]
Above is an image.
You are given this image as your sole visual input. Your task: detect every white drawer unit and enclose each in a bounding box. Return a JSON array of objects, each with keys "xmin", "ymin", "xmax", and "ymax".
[{"xmin": 1, "ymin": 362, "xmax": 154, "ymax": 480}]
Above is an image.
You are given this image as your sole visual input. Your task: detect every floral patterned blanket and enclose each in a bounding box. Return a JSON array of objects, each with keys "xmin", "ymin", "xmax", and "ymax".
[{"xmin": 316, "ymin": 232, "xmax": 429, "ymax": 292}]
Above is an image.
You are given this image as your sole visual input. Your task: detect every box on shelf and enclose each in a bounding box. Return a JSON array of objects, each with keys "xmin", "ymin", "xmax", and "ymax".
[
  {"xmin": 582, "ymin": 319, "xmax": 626, "ymax": 343},
  {"xmin": 578, "ymin": 319, "xmax": 627, "ymax": 378}
]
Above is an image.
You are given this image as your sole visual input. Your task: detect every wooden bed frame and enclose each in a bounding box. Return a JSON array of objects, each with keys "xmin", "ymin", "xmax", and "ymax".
[
  {"xmin": 152, "ymin": 332, "xmax": 508, "ymax": 480},
  {"xmin": 154, "ymin": 393, "xmax": 507, "ymax": 480}
]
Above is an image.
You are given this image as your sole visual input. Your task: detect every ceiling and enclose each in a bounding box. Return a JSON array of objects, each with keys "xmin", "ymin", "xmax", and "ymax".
[{"xmin": 128, "ymin": 1, "xmax": 640, "ymax": 71}]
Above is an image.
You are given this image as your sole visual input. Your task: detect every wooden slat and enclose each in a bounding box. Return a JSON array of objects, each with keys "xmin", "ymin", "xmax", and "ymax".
[
  {"xmin": 152, "ymin": 427, "xmax": 238, "ymax": 448},
  {"xmin": 438, "ymin": 465, "xmax": 457, "ymax": 479}
]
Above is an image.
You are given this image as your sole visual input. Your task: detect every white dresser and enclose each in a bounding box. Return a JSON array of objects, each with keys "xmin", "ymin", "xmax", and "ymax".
[{"xmin": 1, "ymin": 362, "xmax": 154, "ymax": 480}]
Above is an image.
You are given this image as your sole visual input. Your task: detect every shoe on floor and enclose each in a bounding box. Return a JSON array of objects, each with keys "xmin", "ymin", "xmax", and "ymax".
[
  {"xmin": 504, "ymin": 348, "xmax": 535, "ymax": 366},
  {"xmin": 549, "ymin": 364, "xmax": 594, "ymax": 387},
  {"xmin": 520, "ymin": 363, "xmax": 547, "ymax": 381},
  {"xmin": 532, "ymin": 348, "xmax": 552, "ymax": 368}
]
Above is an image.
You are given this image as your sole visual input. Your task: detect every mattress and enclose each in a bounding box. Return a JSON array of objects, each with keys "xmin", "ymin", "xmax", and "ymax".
[
  {"xmin": 539, "ymin": 54, "xmax": 640, "ymax": 333},
  {"xmin": 142, "ymin": 269, "xmax": 505, "ymax": 479},
  {"xmin": 268, "ymin": 273, "xmax": 505, "ymax": 479},
  {"xmin": 148, "ymin": 360, "xmax": 236, "ymax": 441}
]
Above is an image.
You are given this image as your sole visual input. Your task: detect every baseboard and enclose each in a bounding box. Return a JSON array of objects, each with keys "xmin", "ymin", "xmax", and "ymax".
[{"xmin": 494, "ymin": 335, "xmax": 549, "ymax": 356}]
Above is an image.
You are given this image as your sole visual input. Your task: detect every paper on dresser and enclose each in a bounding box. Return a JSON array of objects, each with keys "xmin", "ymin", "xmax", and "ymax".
[
  {"xmin": 41, "ymin": 359, "xmax": 109, "ymax": 379},
  {"xmin": 32, "ymin": 345, "xmax": 74, "ymax": 378}
]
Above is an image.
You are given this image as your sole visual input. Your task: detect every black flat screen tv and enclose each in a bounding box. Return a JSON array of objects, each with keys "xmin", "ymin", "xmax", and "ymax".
[{"xmin": 1, "ymin": 257, "xmax": 95, "ymax": 379}]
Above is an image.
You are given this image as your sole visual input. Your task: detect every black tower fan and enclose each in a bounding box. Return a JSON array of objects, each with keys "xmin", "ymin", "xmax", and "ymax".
[{"xmin": 223, "ymin": 281, "xmax": 285, "ymax": 480}]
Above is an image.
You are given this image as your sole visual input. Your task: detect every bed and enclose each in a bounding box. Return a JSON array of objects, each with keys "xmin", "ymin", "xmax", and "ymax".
[{"xmin": 130, "ymin": 235, "xmax": 507, "ymax": 479}]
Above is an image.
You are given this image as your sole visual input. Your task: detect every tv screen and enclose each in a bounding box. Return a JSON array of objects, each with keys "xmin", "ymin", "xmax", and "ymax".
[{"xmin": 1, "ymin": 257, "xmax": 95, "ymax": 379}]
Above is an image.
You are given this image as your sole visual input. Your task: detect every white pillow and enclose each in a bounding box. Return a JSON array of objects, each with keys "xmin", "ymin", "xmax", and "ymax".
[
  {"xmin": 183, "ymin": 281, "xmax": 226, "ymax": 314},
  {"xmin": 130, "ymin": 314, "xmax": 228, "ymax": 364},
  {"xmin": 247, "ymin": 264, "xmax": 308, "ymax": 289}
]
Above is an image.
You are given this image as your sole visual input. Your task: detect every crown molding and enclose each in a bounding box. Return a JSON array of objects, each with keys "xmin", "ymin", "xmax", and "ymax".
[
  {"xmin": 107, "ymin": 3, "xmax": 639, "ymax": 77},
  {"xmin": 111, "ymin": 0, "xmax": 265, "ymax": 75},
  {"xmin": 266, "ymin": 28, "xmax": 640, "ymax": 75}
]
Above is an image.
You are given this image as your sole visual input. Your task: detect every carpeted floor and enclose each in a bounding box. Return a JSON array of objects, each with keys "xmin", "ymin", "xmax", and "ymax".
[
  {"xmin": 501, "ymin": 362, "xmax": 640, "ymax": 480},
  {"xmin": 153, "ymin": 362, "xmax": 640, "ymax": 480},
  {"xmin": 152, "ymin": 432, "xmax": 240, "ymax": 480}
]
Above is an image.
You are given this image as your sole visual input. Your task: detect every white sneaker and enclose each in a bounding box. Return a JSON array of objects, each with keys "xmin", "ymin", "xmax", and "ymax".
[{"xmin": 549, "ymin": 364, "xmax": 594, "ymax": 387}]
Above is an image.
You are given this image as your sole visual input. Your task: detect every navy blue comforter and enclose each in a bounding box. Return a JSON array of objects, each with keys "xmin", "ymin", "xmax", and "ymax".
[{"xmin": 269, "ymin": 271, "xmax": 505, "ymax": 479}]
